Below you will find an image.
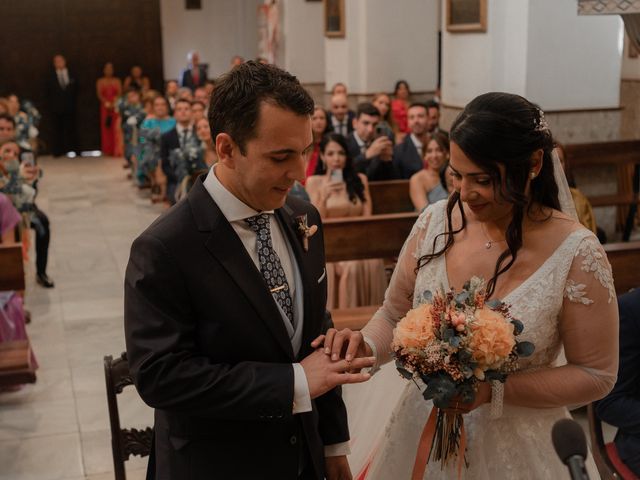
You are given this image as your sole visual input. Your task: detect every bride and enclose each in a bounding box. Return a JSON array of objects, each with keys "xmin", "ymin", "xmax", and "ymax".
[{"xmin": 316, "ymin": 92, "xmax": 619, "ymax": 479}]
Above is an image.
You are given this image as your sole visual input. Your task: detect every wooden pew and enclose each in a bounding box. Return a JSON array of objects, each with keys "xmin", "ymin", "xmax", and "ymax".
[
  {"xmin": 0, "ymin": 243, "xmax": 36, "ymax": 387},
  {"xmin": 368, "ymin": 180, "xmax": 413, "ymax": 214},
  {"xmin": 324, "ymin": 214, "xmax": 640, "ymax": 330}
]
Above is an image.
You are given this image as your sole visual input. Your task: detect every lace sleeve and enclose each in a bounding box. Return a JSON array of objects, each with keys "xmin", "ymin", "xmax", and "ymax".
[
  {"xmin": 503, "ymin": 235, "xmax": 619, "ymax": 408},
  {"xmin": 361, "ymin": 206, "xmax": 433, "ymax": 367}
]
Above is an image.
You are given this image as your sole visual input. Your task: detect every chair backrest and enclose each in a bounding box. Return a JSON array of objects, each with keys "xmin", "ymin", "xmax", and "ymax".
[
  {"xmin": 104, "ymin": 352, "xmax": 153, "ymax": 480},
  {"xmin": 0, "ymin": 244, "xmax": 25, "ymax": 291},
  {"xmin": 587, "ymin": 403, "xmax": 620, "ymax": 480}
]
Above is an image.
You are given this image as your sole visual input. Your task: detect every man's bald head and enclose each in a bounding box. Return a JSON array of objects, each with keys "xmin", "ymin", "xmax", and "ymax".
[{"xmin": 330, "ymin": 94, "xmax": 348, "ymax": 122}]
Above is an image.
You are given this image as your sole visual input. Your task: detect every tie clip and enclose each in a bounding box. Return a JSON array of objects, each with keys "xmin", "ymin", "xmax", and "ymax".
[{"xmin": 270, "ymin": 285, "xmax": 286, "ymax": 293}]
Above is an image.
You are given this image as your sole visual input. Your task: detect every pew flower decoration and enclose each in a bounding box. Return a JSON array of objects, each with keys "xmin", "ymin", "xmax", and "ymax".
[
  {"xmin": 294, "ymin": 214, "xmax": 318, "ymax": 252},
  {"xmin": 392, "ymin": 277, "xmax": 534, "ymax": 479}
]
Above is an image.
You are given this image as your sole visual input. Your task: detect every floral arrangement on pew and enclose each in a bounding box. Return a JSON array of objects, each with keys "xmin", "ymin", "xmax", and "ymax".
[{"xmin": 392, "ymin": 276, "xmax": 534, "ymax": 479}]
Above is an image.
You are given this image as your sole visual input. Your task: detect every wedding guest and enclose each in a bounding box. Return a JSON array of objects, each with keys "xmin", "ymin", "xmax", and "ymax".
[
  {"xmin": 597, "ymin": 288, "xmax": 640, "ymax": 477},
  {"xmin": 391, "ymin": 79, "xmax": 411, "ymax": 135},
  {"xmin": 372, "ymin": 92, "xmax": 397, "ymax": 140},
  {"xmin": 348, "ymin": 103, "xmax": 397, "ymax": 181},
  {"xmin": 0, "ymin": 98, "xmax": 8, "ymax": 115},
  {"xmin": 331, "ymin": 83, "xmax": 348, "ymax": 96},
  {"xmin": 123, "ymin": 65, "xmax": 150, "ymax": 93},
  {"xmin": 327, "ymin": 94, "xmax": 354, "ymax": 137},
  {"xmin": 118, "ymin": 89, "xmax": 146, "ymax": 169},
  {"xmin": 181, "ymin": 50, "xmax": 208, "ymax": 91},
  {"xmin": 96, "ymin": 62, "xmax": 123, "ymax": 157},
  {"xmin": 204, "ymin": 79, "xmax": 215, "ymax": 99},
  {"xmin": 177, "ymin": 87, "xmax": 193, "ymax": 102},
  {"xmin": 230, "ymin": 54, "xmax": 244, "ymax": 68},
  {"xmin": 165, "ymin": 80, "xmax": 179, "ymax": 113},
  {"xmin": 394, "ymin": 102, "xmax": 430, "ymax": 179},
  {"xmin": 194, "ymin": 87, "xmax": 208, "ymax": 105},
  {"xmin": 190, "ymin": 101, "xmax": 206, "ymax": 122},
  {"xmin": 194, "ymin": 117, "xmax": 217, "ymax": 167},
  {"xmin": 137, "ymin": 96, "xmax": 175, "ymax": 198},
  {"xmin": 46, "ymin": 54, "xmax": 78, "ymax": 156},
  {"xmin": 305, "ymin": 106, "xmax": 329, "ymax": 183},
  {"xmin": 173, "ymin": 117, "xmax": 214, "ymax": 203},
  {"xmin": 409, "ymin": 132, "xmax": 451, "ymax": 211},
  {"xmin": 426, "ymin": 100, "xmax": 448, "ymax": 137},
  {"xmin": 160, "ymin": 99, "xmax": 196, "ymax": 204},
  {"xmin": 306, "ymin": 133, "xmax": 386, "ymax": 309},
  {"xmin": 7, "ymin": 94, "xmax": 38, "ymax": 152}
]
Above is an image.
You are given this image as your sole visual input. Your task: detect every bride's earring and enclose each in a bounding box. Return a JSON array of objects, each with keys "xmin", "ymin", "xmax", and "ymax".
[{"xmin": 529, "ymin": 171, "xmax": 537, "ymax": 179}]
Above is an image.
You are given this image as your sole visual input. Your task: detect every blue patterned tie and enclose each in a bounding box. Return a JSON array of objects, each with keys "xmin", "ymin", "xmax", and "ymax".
[{"xmin": 245, "ymin": 214, "xmax": 294, "ymax": 325}]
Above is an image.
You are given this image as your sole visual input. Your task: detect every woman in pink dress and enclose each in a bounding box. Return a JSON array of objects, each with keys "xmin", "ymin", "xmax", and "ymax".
[{"xmin": 96, "ymin": 62, "xmax": 123, "ymax": 156}]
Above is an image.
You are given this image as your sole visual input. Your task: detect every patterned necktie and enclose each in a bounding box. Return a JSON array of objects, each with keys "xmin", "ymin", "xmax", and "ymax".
[
  {"xmin": 245, "ymin": 214, "xmax": 294, "ymax": 325},
  {"xmin": 181, "ymin": 128, "xmax": 188, "ymax": 147}
]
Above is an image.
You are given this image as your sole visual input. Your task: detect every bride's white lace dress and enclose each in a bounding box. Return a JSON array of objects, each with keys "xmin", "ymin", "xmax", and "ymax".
[{"xmin": 345, "ymin": 200, "xmax": 618, "ymax": 479}]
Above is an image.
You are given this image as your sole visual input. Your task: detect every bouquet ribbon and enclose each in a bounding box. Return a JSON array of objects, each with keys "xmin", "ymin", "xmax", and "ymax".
[{"xmin": 411, "ymin": 406, "xmax": 467, "ymax": 480}]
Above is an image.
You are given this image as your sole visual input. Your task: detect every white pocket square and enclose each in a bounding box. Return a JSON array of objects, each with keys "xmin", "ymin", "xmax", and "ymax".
[{"xmin": 317, "ymin": 268, "xmax": 326, "ymax": 283}]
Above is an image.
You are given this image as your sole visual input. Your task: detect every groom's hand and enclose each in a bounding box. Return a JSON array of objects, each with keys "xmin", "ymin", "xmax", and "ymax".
[
  {"xmin": 311, "ymin": 328, "xmax": 373, "ymax": 363},
  {"xmin": 325, "ymin": 455, "xmax": 352, "ymax": 480},
  {"xmin": 301, "ymin": 349, "xmax": 374, "ymax": 399}
]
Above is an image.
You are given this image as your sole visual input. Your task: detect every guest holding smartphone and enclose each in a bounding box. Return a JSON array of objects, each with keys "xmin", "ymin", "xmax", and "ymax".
[{"xmin": 306, "ymin": 133, "xmax": 386, "ymax": 309}]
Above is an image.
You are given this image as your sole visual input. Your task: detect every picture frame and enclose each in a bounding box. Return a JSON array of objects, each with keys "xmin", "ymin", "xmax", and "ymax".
[
  {"xmin": 446, "ymin": 0, "xmax": 487, "ymax": 33},
  {"xmin": 324, "ymin": 0, "xmax": 345, "ymax": 38}
]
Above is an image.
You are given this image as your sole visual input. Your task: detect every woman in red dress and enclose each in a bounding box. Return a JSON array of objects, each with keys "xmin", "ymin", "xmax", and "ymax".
[
  {"xmin": 390, "ymin": 79, "xmax": 411, "ymax": 137},
  {"xmin": 96, "ymin": 62, "xmax": 123, "ymax": 156},
  {"xmin": 304, "ymin": 106, "xmax": 329, "ymax": 184}
]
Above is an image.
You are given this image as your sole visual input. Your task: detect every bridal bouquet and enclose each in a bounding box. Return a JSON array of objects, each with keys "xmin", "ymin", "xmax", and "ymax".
[{"xmin": 392, "ymin": 277, "xmax": 534, "ymax": 479}]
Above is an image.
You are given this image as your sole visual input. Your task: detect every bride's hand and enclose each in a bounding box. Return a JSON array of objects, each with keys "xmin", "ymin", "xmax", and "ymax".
[
  {"xmin": 311, "ymin": 328, "xmax": 373, "ymax": 362},
  {"xmin": 443, "ymin": 383, "xmax": 492, "ymax": 414}
]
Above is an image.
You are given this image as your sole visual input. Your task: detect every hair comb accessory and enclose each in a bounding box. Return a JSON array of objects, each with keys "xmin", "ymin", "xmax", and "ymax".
[{"xmin": 534, "ymin": 108, "xmax": 549, "ymax": 133}]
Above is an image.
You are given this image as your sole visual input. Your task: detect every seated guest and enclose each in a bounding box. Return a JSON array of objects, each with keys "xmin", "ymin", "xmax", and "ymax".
[
  {"xmin": 326, "ymin": 93, "xmax": 355, "ymax": 137},
  {"xmin": 0, "ymin": 192, "xmax": 38, "ymax": 384},
  {"xmin": 331, "ymin": 82, "xmax": 348, "ymax": 96},
  {"xmin": 190, "ymin": 101, "xmax": 206, "ymax": 122},
  {"xmin": 7, "ymin": 94, "xmax": 38, "ymax": 152},
  {"xmin": 118, "ymin": 89, "xmax": 146, "ymax": 169},
  {"xmin": 305, "ymin": 106, "xmax": 329, "ymax": 183},
  {"xmin": 409, "ymin": 132, "xmax": 450, "ymax": 211},
  {"xmin": 123, "ymin": 65, "xmax": 150, "ymax": 94},
  {"xmin": 393, "ymin": 102, "xmax": 430, "ymax": 179},
  {"xmin": 204, "ymin": 79, "xmax": 215, "ymax": 99},
  {"xmin": 165, "ymin": 80, "xmax": 179, "ymax": 113},
  {"xmin": 181, "ymin": 51, "xmax": 208, "ymax": 91},
  {"xmin": 306, "ymin": 133, "xmax": 386, "ymax": 309},
  {"xmin": 391, "ymin": 79, "xmax": 411, "ymax": 135},
  {"xmin": 160, "ymin": 99, "xmax": 196, "ymax": 204},
  {"xmin": 230, "ymin": 55, "xmax": 244, "ymax": 68},
  {"xmin": 194, "ymin": 117, "xmax": 217, "ymax": 167},
  {"xmin": 137, "ymin": 96, "xmax": 175, "ymax": 199},
  {"xmin": 372, "ymin": 92, "xmax": 398, "ymax": 140},
  {"xmin": 193, "ymin": 87, "xmax": 209, "ymax": 105},
  {"xmin": 174, "ymin": 117, "xmax": 215, "ymax": 203},
  {"xmin": 348, "ymin": 103, "xmax": 397, "ymax": 181},
  {"xmin": 177, "ymin": 87, "xmax": 193, "ymax": 102},
  {"xmin": 596, "ymin": 288, "xmax": 640, "ymax": 477},
  {"xmin": 426, "ymin": 100, "xmax": 448, "ymax": 137}
]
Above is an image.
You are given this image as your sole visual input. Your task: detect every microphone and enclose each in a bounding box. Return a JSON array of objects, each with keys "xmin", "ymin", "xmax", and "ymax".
[{"xmin": 552, "ymin": 419, "xmax": 590, "ymax": 480}]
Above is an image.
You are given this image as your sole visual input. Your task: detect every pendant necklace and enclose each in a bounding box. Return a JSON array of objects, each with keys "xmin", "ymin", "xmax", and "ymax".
[{"xmin": 480, "ymin": 222, "xmax": 506, "ymax": 250}]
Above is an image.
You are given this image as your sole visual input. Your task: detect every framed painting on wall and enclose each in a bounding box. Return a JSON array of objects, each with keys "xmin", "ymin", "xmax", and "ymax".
[
  {"xmin": 446, "ymin": 0, "xmax": 487, "ymax": 33},
  {"xmin": 325, "ymin": 0, "xmax": 345, "ymax": 38}
]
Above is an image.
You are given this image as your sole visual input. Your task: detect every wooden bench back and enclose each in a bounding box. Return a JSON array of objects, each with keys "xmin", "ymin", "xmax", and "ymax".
[
  {"xmin": 0, "ymin": 244, "xmax": 25, "ymax": 291},
  {"xmin": 604, "ymin": 241, "xmax": 640, "ymax": 295},
  {"xmin": 368, "ymin": 180, "xmax": 413, "ymax": 214},
  {"xmin": 564, "ymin": 140, "xmax": 640, "ymax": 168}
]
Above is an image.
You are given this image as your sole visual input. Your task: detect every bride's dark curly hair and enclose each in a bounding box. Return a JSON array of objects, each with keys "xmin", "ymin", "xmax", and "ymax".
[{"xmin": 418, "ymin": 92, "xmax": 561, "ymax": 297}]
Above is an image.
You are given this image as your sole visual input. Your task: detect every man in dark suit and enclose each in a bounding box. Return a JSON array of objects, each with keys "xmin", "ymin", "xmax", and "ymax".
[
  {"xmin": 597, "ymin": 288, "xmax": 640, "ymax": 476},
  {"xmin": 393, "ymin": 102, "xmax": 429, "ymax": 179},
  {"xmin": 180, "ymin": 51, "xmax": 208, "ymax": 92},
  {"xmin": 45, "ymin": 54, "xmax": 78, "ymax": 156},
  {"xmin": 347, "ymin": 103, "xmax": 398, "ymax": 181},
  {"xmin": 125, "ymin": 61, "xmax": 373, "ymax": 480},
  {"xmin": 160, "ymin": 99, "xmax": 195, "ymax": 204},
  {"xmin": 426, "ymin": 100, "xmax": 449, "ymax": 137},
  {"xmin": 326, "ymin": 94, "xmax": 355, "ymax": 137}
]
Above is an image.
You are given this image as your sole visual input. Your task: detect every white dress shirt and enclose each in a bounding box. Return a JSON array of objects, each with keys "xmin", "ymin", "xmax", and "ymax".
[
  {"xmin": 56, "ymin": 68, "xmax": 69, "ymax": 88},
  {"xmin": 176, "ymin": 123, "xmax": 193, "ymax": 146},
  {"xmin": 410, "ymin": 133, "xmax": 423, "ymax": 153},
  {"xmin": 331, "ymin": 116, "xmax": 349, "ymax": 137}
]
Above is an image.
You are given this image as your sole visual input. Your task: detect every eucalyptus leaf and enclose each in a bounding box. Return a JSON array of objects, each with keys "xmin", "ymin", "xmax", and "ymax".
[
  {"xmin": 448, "ymin": 336, "xmax": 461, "ymax": 348},
  {"xmin": 486, "ymin": 299, "xmax": 502, "ymax": 309},
  {"xmin": 516, "ymin": 341, "xmax": 535, "ymax": 357},
  {"xmin": 395, "ymin": 360, "xmax": 414, "ymax": 379},
  {"xmin": 485, "ymin": 370, "xmax": 507, "ymax": 382},
  {"xmin": 422, "ymin": 290, "xmax": 433, "ymax": 302},
  {"xmin": 511, "ymin": 319, "xmax": 524, "ymax": 335},
  {"xmin": 455, "ymin": 292, "xmax": 469, "ymax": 304},
  {"xmin": 443, "ymin": 328, "xmax": 454, "ymax": 341}
]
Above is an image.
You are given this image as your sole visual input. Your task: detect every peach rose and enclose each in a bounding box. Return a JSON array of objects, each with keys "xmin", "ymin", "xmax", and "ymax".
[
  {"xmin": 468, "ymin": 307, "xmax": 515, "ymax": 369},
  {"xmin": 392, "ymin": 304, "xmax": 435, "ymax": 349}
]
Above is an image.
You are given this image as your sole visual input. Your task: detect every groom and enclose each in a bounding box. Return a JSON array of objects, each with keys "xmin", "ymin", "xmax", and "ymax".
[{"xmin": 124, "ymin": 61, "xmax": 373, "ymax": 480}]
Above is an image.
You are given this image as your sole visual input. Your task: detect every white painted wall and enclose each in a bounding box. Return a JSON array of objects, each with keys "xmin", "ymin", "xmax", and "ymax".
[
  {"xmin": 160, "ymin": 0, "xmax": 261, "ymax": 82},
  {"xmin": 442, "ymin": 0, "xmax": 623, "ymax": 110},
  {"xmin": 279, "ymin": 0, "xmax": 325, "ymax": 83},
  {"xmin": 325, "ymin": 0, "xmax": 439, "ymax": 94},
  {"xmin": 526, "ymin": 0, "xmax": 623, "ymax": 109},
  {"xmin": 622, "ymin": 31, "xmax": 640, "ymax": 80}
]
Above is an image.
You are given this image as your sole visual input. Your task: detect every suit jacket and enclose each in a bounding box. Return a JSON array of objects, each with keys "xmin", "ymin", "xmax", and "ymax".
[
  {"xmin": 160, "ymin": 126, "xmax": 195, "ymax": 183},
  {"xmin": 326, "ymin": 111, "xmax": 355, "ymax": 137},
  {"xmin": 45, "ymin": 68, "xmax": 78, "ymax": 114},
  {"xmin": 347, "ymin": 133, "xmax": 398, "ymax": 181},
  {"xmin": 124, "ymin": 177, "xmax": 349, "ymax": 480},
  {"xmin": 596, "ymin": 288, "xmax": 640, "ymax": 473},
  {"xmin": 180, "ymin": 65, "xmax": 208, "ymax": 91},
  {"xmin": 393, "ymin": 134, "xmax": 423, "ymax": 179}
]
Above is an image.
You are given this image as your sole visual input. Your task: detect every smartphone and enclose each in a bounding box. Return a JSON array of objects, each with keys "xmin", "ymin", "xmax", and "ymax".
[
  {"xmin": 375, "ymin": 125, "xmax": 385, "ymax": 138},
  {"xmin": 329, "ymin": 169, "xmax": 343, "ymax": 183},
  {"xmin": 21, "ymin": 152, "xmax": 35, "ymax": 167}
]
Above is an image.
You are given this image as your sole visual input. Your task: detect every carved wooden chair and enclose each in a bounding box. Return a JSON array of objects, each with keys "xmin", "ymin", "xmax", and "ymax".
[{"xmin": 104, "ymin": 352, "xmax": 153, "ymax": 480}]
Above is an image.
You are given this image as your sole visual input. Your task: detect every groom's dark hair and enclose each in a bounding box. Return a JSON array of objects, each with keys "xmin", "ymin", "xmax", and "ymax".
[{"xmin": 208, "ymin": 61, "xmax": 314, "ymax": 155}]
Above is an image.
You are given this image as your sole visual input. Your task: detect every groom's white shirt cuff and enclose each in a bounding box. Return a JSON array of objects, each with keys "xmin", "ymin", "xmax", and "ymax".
[{"xmin": 292, "ymin": 363, "xmax": 312, "ymax": 414}]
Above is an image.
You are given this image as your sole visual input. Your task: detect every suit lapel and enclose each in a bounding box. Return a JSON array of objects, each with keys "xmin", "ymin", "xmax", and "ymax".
[
  {"xmin": 276, "ymin": 203, "xmax": 318, "ymax": 358},
  {"xmin": 188, "ymin": 179, "xmax": 294, "ymax": 359}
]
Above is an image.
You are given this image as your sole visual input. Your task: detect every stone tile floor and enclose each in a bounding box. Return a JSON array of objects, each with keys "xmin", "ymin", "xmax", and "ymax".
[{"xmin": 0, "ymin": 154, "xmax": 627, "ymax": 479}]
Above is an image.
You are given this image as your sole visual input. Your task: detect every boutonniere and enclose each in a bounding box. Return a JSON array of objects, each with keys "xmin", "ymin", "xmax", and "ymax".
[{"xmin": 294, "ymin": 214, "xmax": 318, "ymax": 252}]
